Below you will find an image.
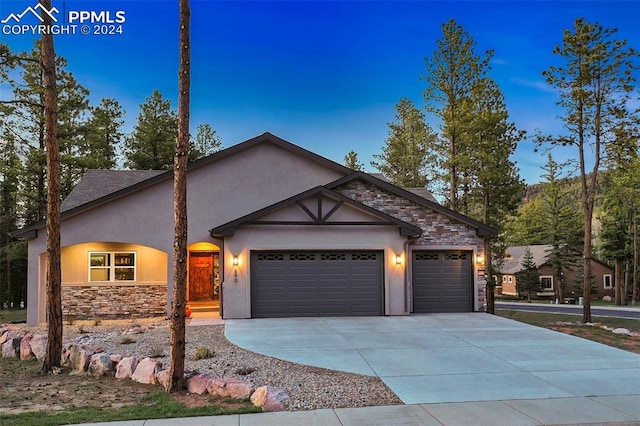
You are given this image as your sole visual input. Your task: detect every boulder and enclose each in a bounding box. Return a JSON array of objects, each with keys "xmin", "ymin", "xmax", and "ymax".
[
  {"xmin": 155, "ymin": 369, "xmax": 170, "ymax": 389},
  {"xmin": 115, "ymin": 356, "xmax": 140, "ymax": 379},
  {"xmin": 131, "ymin": 357, "xmax": 161, "ymax": 384},
  {"xmin": 602, "ymin": 296, "xmax": 613, "ymax": 302},
  {"xmin": 250, "ymin": 385, "xmax": 289, "ymax": 412},
  {"xmin": 0, "ymin": 328, "xmax": 17, "ymax": 346},
  {"xmin": 19, "ymin": 333, "xmax": 34, "ymax": 360},
  {"xmin": 89, "ymin": 353, "xmax": 115, "ymax": 376},
  {"xmin": 69, "ymin": 346, "xmax": 92, "ymax": 372},
  {"xmin": 612, "ymin": 328, "xmax": 631, "ymax": 335},
  {"xmin": 29, "ymin": 334, "xmax": 48, "ymax": 360},
  {"xmin": 186, "ymin": 373, "xmax": 214, "ymax": 395},
  {"xmin": 2, "ymin": 336, "xmax": 22, "ymax": 358},
  {"xmin": 209, "ymin": 378, "xmax": 255, "ymax": 399},
  {"xmin": 110, "ymin": 354, "xmax": 123, "ymax": 363}
]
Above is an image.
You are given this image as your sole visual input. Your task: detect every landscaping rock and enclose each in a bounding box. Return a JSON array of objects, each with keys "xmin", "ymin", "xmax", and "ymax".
[
  {"xmin": 250, "ymin": 385, "xmax": 289, "ymax": 412},
  {"xmin": 602, "ymin": 295, "xmax": 612, "ymax": 302},
  {"xmin": 155, "ymin": 369, "xmax": 170, "ymax": 389},
  {"xmin": 29, "ymin": 334, "xmax": 47, "ymax": 360},
  {"xmin": 115, "ymin": 356, "xmax": 140, "ymax": 379},
  {"xmin": 110, "ymin": 354, "xmax": 123, "ymax": 363},
  {"xmin": 0, "ymin": 328, "xmax": 17, "ymax": 346},
  {"xmin": 19, "ymin": 333, "xmax": 34, "ymax": 360},
  {"xmin": 209, "ymin": 378, "xmax": 255, "ymax": 399},
  {"xmin": 131, "ymin": 357, "xmax": 161, "ymax": 384},
  {"xmin": 186, "ymin": 373, "xmax": 214, "ymax": 395},
  {"xmin": 612, "ymin": 328, "xmax": 631, "ymax": 335},
  {"xmin": 2, "ymin": 336, "xmax": 22, "ymax": 358},
  {"xmin": 89, "ymin": 353, "xmax": 115, "ymax": 376},
  {"xmin": 69, "ymin": 346, "xmax": 93, "ymax": 372}
]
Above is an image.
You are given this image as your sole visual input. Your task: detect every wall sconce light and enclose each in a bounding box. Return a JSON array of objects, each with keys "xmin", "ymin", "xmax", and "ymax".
[
  {"xmin": 475, "ymin": 254, "xmax": 485, "ymax": 265},
  {"xmin": 232, "ymin": 255, "xmax": 239, "ymax": 283},
  {"xmin": 395, "ymin": 254, "xmax": 403, "ymax": 265}
]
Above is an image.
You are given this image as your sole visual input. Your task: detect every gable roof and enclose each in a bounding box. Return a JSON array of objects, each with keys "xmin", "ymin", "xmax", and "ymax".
[
  {"xmin": 11, "ymin": 132, "xmax": 352, "ymax": 239},
  {"xmin": 500, "ymin": 245, "xmax": 552, "ymax": 274},
  {"xmin": 61, "ymin": 170, "xmax": 165, "ymax": 212},
  {"xmin": 210, "ymin": 186, "xmax": 423, "ymax": 238},
  {"xmin": 326, "ymin": 172, "xmax": 498, "ymax": 237},
  {"xmin": 500, "ymin": 245, "xmax": 613, "ymax": 274}
]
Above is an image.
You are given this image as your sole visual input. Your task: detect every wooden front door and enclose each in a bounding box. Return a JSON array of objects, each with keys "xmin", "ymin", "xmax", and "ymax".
[{"xmin": 189, "ymin": 252, "xmax": 214, "ymax": 301}]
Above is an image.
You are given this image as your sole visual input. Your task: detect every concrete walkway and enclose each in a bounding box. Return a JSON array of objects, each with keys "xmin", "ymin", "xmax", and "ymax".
[{"xmin": 75, "ymin": 313, "xmax": 640, "ymax": 425}]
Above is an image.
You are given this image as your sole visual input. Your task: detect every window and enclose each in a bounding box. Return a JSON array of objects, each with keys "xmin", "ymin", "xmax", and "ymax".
[
  {"xmin": 603, "ymin": 274, "xmax": 612, "ymax": 289},
  {"xmin": 540, "ymin": 276, "xmax": 553, "ymax": 291},
  {"xmin": 502, "ymin": 275, "xmax": 507, "ymax": 283},
  {"xmin": 89, "ymin": 252, "xmax": 136, "ymax": 282},
  {"xmin": 508, "ymin": 276, "xmax": 513, "ymax": 283}
]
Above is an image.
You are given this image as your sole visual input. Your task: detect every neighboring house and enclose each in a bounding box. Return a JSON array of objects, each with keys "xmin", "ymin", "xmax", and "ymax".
[
  {"xmin": 13, "ymin": 133, "xmax": 497, "ymax": 325},
  {"xmin": 497, "ymin": 245, "xmax": 614, "ymax": 300}
]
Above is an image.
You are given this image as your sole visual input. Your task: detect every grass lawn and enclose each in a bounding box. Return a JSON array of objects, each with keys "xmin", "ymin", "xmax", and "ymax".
[
  {"xmin": 496, "ymin": 309, "xmax": 640, "ymax": 354},
  {"xmin": 0, "ymin": 358, "xmax": 260, "ymax": 426},
  {"xmin": 0, "ymin": 309, "xmax": 27, "ymax": 323}
]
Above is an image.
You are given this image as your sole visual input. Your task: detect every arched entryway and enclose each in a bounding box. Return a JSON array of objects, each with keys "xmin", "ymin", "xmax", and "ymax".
[{"xmin": 188, "ymin": 242, "xmax": 221, "ymax": 313}]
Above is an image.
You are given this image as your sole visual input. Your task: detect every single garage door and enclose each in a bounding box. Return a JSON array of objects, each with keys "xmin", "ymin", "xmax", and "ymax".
[
  {"xmin": 412, "ymin": 251, "xmax": 472, "ymax": 313},
  {"xmin": 251, "ymin": 251, "xmax": 383, "ymax": 318}
]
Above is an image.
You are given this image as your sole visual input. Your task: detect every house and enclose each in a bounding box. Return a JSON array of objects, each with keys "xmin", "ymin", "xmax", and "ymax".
[
  {"xmin": 13, "ymin": 133, "xmax": 497, "ymax": 325},
  {"xmin": 497, "ymin": 245, "xmax": 614, "ymax": 300}
]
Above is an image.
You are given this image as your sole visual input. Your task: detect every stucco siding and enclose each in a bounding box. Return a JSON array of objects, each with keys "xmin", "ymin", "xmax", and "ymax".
[{"xmin": 221, "ymin": 225, "xmax": 407, "ymax": 319}]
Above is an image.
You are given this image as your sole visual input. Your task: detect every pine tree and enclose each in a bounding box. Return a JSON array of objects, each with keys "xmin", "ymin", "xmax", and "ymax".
[
  {"xmin": 125, "ymin": 90, "xmax": 178, "ymax": 170},
  {"xmin": 541, "ymin": 18, "xmax": 639, "ymax": 322},
  {"xmin": 344, "ymin": 150, "xmax": 363, "ymax": 171},
  {"xmin": 166, "ymin": 0, "xmax": 191, "ymax": 393},
  {"xmin": 191, "ymin": 123, "xmax": 221, "ymax": 159},
  {"xmin": 515, "ymin": 248, "xmax": 541, "ymax": 302},
  {"xmin": 371, "ymin": 98, "xmax": 436, "ymax": 187},
  {"xmin": 40, "ymin": 0, "xmax": 63, "ymax": 373},
  {"xmin": 79, "ymin": 98, "xmax": 125, "ymax": 170},
  {"xmin": 539, "ymin": 154, "xmax": 583, "ymax": 302},
  {"xmin": 422, "ymin": 19, "xmax": 493, "ymax": 211}
]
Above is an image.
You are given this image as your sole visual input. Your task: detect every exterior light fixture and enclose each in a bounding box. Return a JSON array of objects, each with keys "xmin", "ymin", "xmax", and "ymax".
[
  {"xmin": 476, "ymin": 254, "xmax": 485, "ymax": 265},
  {"xmin": 232, "ymin": 255, "xmax": 239, "ymax": 283},
  {"xmin": 395, "ymin": 254, "xmax": 402, "ymax": 265}
]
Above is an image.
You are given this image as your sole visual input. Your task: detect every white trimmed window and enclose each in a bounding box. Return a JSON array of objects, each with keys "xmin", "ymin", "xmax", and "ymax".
[
  {"xmin": 540, "ymin": 276, "xmax": 553, "ymax": 291},
  {"xmin": 508, "ymin": 276, "xmax": 513, "ymax": 283},
  {"xmin": 89, "ymin": 252, "xmax": 136, "ymax": 282},
  {"xmin": 603, "ymin": 274, "xmax": 613, "ymax": 289},
  {"xmin": 502, "ymin": 275, "xmax": 507, "ymax": 283}
]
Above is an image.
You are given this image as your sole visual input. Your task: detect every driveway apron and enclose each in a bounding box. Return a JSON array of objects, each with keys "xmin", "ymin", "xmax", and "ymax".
[{"xmin": 225, "ymin": 313, "xmax": 640, "ymax": 404}]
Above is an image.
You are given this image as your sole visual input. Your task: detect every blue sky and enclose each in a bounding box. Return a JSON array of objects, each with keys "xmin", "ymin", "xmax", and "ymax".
[{"xmin": 1, "ymin": 0, "xmax": 639, "ymax": 184}]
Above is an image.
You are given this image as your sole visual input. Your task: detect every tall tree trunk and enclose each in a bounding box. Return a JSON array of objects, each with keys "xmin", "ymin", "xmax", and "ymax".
[
  {"xmin": 40, "ymin": 0, "xmax": 62, "ymax": 373},
  {"xmin": 582, "ymin": 211, "xmax": 592, "ymax": 323},
  {"xmin": 166, "ymin": 0, "xmax": 191, "ymax": 393},
  {"xmin": 633, "ymin": 209, "xmax": 638, "ymax": 305},
  {"xmin": 615, "ymin": 259, "xmax": 623, "ymax": 305},
  {"xmin": 449, "ymin": 135, "xmax": 458, "ymax": 211}
]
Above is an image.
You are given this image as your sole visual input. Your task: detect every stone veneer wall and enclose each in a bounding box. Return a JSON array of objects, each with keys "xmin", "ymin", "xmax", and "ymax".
[
  {"xmin": 335, "ymin": 179, "xmax": 487, "ymax": 310},
  {"xmin": 62, "ymin": 285, "xmax": 167, "ymax": 320}
]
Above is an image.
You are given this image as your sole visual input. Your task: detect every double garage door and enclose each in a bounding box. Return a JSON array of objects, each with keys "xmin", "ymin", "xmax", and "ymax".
[
  {"xmin": 250, "ymin": 250, "xmax": 383, "ymax": 318},
  {"xmin": 250, "ymin": 249, "xmax": 473, "ymax": 318}
]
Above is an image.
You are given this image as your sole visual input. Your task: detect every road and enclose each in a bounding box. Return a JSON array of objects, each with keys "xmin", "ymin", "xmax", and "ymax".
[{"xmin": 495, "ymin": 302, "xmax": 640, "ymax": 320}]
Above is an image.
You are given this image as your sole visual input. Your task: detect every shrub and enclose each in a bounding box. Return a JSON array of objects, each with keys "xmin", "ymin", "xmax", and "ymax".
[{"xmin": 192, "ymin": 346, "xmax": 215, "ymax": 360}]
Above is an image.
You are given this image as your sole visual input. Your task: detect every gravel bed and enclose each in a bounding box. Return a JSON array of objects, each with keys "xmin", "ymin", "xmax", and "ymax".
[{"xmin": 46, "ymin": 318, "xmax": 402, "ymax": 411}]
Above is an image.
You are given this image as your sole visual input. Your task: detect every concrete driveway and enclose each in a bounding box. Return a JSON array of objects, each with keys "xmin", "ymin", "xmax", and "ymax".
[{"xmin": 225, "ymin": 313, "xmax": 640, "ymax": 405}]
